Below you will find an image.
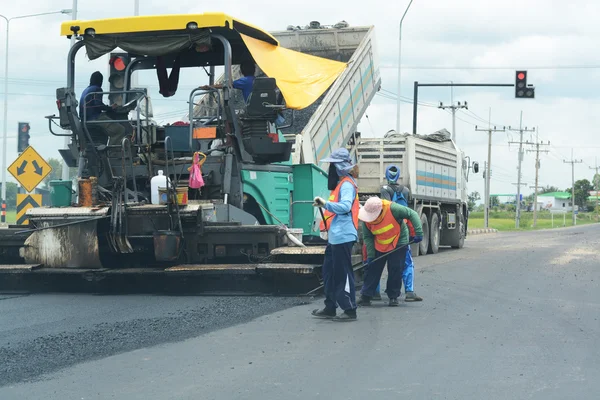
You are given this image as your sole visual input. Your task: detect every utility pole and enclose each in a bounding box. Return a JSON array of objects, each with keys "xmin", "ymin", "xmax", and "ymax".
[
  {"xmin": 525, "ymin": 128, "xmax": 549, "ymax": 228},
  {"xmin": 508, "ymin": 111, "xmax": 535, "ymax": 228},
  {"xmin": 563, "ymin": 148, "xmax": 582, "ymax": 226},
  {"xmin": 439, "ymin": 100, "xmax": 468, "ymax": 143},
  {"xmin": 475, "ymin": 110, "xmax": 505, "ymax": 229},
  {"xmin": 590, "ymin": 157, "xmax": 599, "ymax": 221}
]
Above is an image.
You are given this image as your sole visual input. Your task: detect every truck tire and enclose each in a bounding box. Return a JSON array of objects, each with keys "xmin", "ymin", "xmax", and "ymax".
[
  {"xmin": 427, "ymin": 213, "xmax": 440, "ymax": 254},
  {"xmin": 419, "ymin": 212, "xmax": 429, "ymax": 256},
  {"xmin": 451, "ymin": 214, "xmax": 465, "ymax": 249}
]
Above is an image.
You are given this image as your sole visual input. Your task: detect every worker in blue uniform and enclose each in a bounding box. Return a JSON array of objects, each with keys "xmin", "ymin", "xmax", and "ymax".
[
  {"xmin": 311, "ymin": 148, "xmax": 360, "ymax": 321},
  {"xmin": 374, "ymin": 165, "xmax": 423, "ymax": 302}
]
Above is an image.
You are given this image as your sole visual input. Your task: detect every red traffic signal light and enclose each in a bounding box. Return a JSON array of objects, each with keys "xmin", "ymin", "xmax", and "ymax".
[
  {"xmin": 110, "ymin": 56, "xmax": 127, "ymax": 71},
  {"xmin": 17, "ymin": 122, "xmax": 30, "ymax": 153},
  {"xmin": 515, "ymin": 70, "xmax": 534, "ymax": 98}
]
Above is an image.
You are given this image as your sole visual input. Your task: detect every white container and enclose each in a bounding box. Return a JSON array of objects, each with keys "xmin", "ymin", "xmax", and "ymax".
[{"xmin": 150, "ymin": 170, "xmax": 169, "ymax": 205}]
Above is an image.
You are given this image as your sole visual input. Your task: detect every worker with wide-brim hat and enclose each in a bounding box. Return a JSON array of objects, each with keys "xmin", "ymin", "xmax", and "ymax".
[
  {"xmin": 357, "ymin": 196, "xmax": 423, "ymax": 307},
  {"xmin": 311, "ymin": 148, "xmax": 359, "ymax": 322}
]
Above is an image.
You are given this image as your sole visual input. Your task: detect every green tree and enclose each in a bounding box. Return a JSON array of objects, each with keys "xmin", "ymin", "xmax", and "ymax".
[
  {"xmin": 1, "ymin": 182, "xmax": 18, "ymax": 210},
  {"xmin": 42, "ymin": 158, "xmax": 77, "ymax": 188},
  {"xmin": 593, "ymin": 173, "xmax": 600, "ymax": 192},
  {"xmin": 539, "ymin": 185, "xmax": 560, "ymax": 194},
  {"xmin": 490, "ymin": 195, "xmax": 500, "ymax": 207},
  {"xmin": 573, "ymin": 179, "xmax": 593, "ymax": 209},
  {"xmin": 467, "ymin": 191, "xmax": 480, "ymax": 212}
]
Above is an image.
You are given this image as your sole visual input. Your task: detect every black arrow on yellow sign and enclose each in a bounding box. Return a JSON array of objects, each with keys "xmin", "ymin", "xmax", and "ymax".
[
  {"xmin": 17, "ymin": 160, "xmax": 28, "ymax": 175},
  {"xmin": 32, "ymin": 160, "xmax": 44, "ymax": 175}
]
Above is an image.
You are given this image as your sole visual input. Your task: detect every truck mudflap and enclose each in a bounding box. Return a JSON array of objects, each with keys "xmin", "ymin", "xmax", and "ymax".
[{"xmin": 20, "ymin": 207, "xmax": 109, "ymax": 269}]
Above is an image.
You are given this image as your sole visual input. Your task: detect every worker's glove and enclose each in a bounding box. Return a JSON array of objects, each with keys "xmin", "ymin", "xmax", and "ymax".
[
  {"xmin": 313, "ymin": 197, "xmax": 326, "ymax": 207},
  {"xmin": 410, "ymin": 236, "xmax": 423, "ymax": 243}
]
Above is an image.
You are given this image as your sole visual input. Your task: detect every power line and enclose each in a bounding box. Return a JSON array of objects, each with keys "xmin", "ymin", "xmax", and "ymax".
[
  {"xmin": 564, "ymin": 149, "xmax": 583, "ymax": 226},
  {"xmin": 475, "ymin": 113, "xmax": 505, "ymax": 229},
  {"xmin": 589, "ymin": 158, "xmax": 599, "ymax": 220},
  {"xmin": 525, "ymin": 128, "xmax": 550, "ymax": 227},
  {"xmin": 507, "ymin": 113, "xmax": 535, "ymax": 229},
  {"xmin": 438, "ymin": 100, "xmax": 468, "ymax": 142}
]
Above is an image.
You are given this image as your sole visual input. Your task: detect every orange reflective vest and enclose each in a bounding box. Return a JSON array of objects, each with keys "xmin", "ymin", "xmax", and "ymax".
[
  {"xmin": 319, "ymin": 177, "xmax": 359, "ymax": 232},
  {"xmin": 365, "ymin": 200, "xmax": 402, "ymax": 253}
]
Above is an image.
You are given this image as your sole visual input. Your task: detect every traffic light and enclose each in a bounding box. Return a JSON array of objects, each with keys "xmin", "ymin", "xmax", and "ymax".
[
  {"xmin": 515, "ymin": 70, "xmax": 534, "ymax": 98},
  {"xmin": 17, "ymin": 122, "xmax": 30, "ymax": 153},
  {"xmin": 108, "ymin": 53, "xmax": 131, "ymax": 106}
]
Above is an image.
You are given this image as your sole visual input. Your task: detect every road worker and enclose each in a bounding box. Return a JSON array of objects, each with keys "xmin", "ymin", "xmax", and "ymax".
[
  {"xmin": 357, "ymin": 196, "xmax": 423, "ymax": 307},
  {"xmin": 379, "ymin": 165, "xmax": 423, "ymax": 302},
  {"xmin": 311, "ymin": 148, "xmax": 359, "ymax": 321}
]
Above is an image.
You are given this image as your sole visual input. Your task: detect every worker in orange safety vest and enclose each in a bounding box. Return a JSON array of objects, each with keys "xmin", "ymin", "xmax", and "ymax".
[
  {"xmin": 311, "ymin": 148, "xmax": 360, "ymax": 321},
  {"xmin": 357, "ymin": 196, "xmax": 423, "ymax": 307}
]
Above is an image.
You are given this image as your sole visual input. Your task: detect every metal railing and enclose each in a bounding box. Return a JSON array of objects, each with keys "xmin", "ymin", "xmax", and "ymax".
[{"xmin": 82, "ymin": 89, "xmax": 150, "ymax": 148}]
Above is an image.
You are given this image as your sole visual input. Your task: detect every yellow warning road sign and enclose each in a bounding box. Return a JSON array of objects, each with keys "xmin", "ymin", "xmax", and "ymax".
[
  {"xmin": 7, "ymin": 146, "xmax": 52, "ymax": 192},
  {"xmin": 16, "ymin": 194, "xmax": 42, "ymax": 225}
]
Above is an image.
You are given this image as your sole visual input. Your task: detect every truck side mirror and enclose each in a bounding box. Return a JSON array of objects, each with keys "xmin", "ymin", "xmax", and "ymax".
[{"xmin": 472, "ymin": 162, "xmax": 479, "ymax": 173}]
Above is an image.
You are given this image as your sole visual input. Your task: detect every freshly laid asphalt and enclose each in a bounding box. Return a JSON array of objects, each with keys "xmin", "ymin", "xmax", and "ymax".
[{"xmin": 1, "ymin": 224, "xmax": 599, "ymax": 399}]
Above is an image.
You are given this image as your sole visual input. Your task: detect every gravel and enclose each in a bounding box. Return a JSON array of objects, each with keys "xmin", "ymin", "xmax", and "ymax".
[{"xmin": 0, "ymin": 295, "xmax": 308, "ymax": 387}]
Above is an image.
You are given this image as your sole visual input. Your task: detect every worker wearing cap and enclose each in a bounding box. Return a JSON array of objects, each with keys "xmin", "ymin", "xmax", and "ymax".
[
  {"xmin": 379, "ymin": 164, "xmax": 423, "ymax": 302},
  {"xmin": 311, "ymin": 148, "xmax": 359, "ymax": 321},
  {"xmin": 357, "ymin": 196, "xmax": 423, "ymax": 307}
]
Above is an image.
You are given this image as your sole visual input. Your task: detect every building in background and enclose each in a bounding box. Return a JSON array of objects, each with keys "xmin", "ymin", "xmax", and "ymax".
[{"xmin": 538, "ymin": 192, "xmax": 572, "ymax": 211}]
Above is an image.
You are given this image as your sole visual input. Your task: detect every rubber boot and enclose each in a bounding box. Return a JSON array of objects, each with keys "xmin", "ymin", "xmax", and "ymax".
[
  {"xmin": 405, "ymin": 291, "xmax": 423, "ymax": 302},
  {"xmin": 312, "ymin": 308, "xmax": 336, "ymax": 319}
]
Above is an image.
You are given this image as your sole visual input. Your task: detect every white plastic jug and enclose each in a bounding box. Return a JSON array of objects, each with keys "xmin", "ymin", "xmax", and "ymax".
[{"xmin": 150, "ymin": 170, "xmax": 169, "ymax": 205}]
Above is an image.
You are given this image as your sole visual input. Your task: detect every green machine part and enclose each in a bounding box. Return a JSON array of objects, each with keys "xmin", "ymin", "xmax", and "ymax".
[
  {"xmin": 240, "ymin": 129, "xmax": 329, "ymax": 238},
  {"xmin": 241, "ymin": 164, "xmax": 328, "ymax": 239},
  {"xmin": 290, "ymin": 164, "xmax": 329, "ymax": 239},
  {"xmin": 242, "ymin": 169, "xmax": 292, "ymax": 226}
]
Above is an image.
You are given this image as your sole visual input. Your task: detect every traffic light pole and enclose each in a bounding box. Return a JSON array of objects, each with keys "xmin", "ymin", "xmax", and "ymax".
[{"xmin": 412, "ymin": 82, "xmax": 514, "ymax": 135}]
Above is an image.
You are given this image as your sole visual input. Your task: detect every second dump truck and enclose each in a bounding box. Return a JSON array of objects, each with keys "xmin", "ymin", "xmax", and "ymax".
[{"xmin": 354, "ymin": 130, "xmax": 479, "ymax": 256}]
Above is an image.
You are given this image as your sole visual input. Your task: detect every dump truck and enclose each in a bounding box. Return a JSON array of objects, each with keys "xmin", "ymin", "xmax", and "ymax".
[
  {"xmin": 353, "ymin": 130, "xmax": 479, "ymax": 256},
  {"xmin": 0, "ymin": 14, "xmax": 381, "ymax": 295}
]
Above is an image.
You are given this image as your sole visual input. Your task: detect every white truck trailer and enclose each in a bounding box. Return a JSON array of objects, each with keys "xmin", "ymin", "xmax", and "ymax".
[{"xmin": 354, "ymin": 130, "xmax": 479, "ymax": 256}]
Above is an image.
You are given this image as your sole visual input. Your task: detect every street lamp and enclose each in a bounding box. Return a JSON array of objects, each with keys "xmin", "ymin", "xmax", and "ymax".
[
  {"xmin": 0, "ymin": 9, "xmax": 72, "ymax": 223},
  {"xmin": 396, "ymin": 0, "xmax": 414, "ymax": 136}
]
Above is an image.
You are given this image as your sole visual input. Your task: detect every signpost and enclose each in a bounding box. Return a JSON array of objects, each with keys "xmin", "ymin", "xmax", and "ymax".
[
  {"xmin": 6, "ymin": 145, "xmax": 52, "ymax": 224},
  {"xmin": 7, "ymin": 146, "xmax": 52, "ymax": 192}
]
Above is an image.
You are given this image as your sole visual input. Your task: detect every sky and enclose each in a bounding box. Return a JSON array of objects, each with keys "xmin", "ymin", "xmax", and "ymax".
[{"xmin": 1, "ymin": 0, "xmax": 599, "ymax": 201}]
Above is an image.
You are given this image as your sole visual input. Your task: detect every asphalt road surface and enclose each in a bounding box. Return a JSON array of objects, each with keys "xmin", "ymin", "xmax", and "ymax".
[{"xmin": 1, "ymin": 224, "xmax": 599, "ymax": 399}]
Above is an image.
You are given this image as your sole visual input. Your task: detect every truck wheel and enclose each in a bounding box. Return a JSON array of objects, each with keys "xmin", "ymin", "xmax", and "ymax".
[
  {"xmin": 451, "ymin": 214, "xmax": 465, "ymax": 249},
  {"xmin": 427, "ymin": 213, "xmax": 440, "ymax": 254},
  {"xmin": 419, "ymin": 213, "xmax": 429, "ymax": 256}
]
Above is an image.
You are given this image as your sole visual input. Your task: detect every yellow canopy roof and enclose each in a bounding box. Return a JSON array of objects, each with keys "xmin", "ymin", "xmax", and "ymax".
[
  {"xmin": 241, "ymin": 34, "xmax": 347, "ymax": 110},
  {"xmin": 60, "ymin": 12, "xmax": 278, "ymax": 45},
  {"xmin": 60, "ymin": 13, "xmax": 347, "ymax": 110}
]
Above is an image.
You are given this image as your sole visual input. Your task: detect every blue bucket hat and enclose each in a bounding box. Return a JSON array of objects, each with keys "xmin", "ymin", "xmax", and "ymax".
[{"xmin": 320, "ymin": 148, "xmax": 355, "ymax": 176}]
